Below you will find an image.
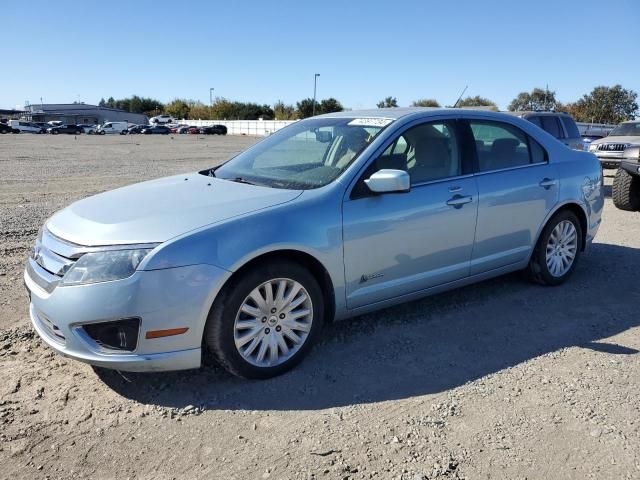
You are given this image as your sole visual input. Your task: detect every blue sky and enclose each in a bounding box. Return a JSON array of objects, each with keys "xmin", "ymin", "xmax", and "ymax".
[{"xmin": 3, "ymin": 0, "xmax": 639, "ymax": 111}]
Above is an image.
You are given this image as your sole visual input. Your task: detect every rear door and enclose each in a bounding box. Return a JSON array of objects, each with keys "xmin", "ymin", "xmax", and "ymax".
[{"xmin": 467, "ymin": 119, "xmax": 558, "ymax": 275}]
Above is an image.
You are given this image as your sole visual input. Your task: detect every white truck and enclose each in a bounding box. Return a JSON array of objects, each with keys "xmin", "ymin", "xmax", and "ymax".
[{"xmin": 95, "ymin": 121, "xmax": 129, "ymax": 135}]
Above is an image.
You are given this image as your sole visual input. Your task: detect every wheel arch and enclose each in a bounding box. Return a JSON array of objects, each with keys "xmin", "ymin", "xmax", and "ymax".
[
  {"xmin": 218, "ymin": 249, "xmax": 336, "ymax": 324},
  {"xmin": 532, "ymin": 201, "xmax": 589, "ymax": 257}
]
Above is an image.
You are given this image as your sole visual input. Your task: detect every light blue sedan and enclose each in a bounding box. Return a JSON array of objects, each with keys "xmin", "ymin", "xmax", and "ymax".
[{"xmin": 24, "ymin": 108, "xmax": 604, "ymax": 378}]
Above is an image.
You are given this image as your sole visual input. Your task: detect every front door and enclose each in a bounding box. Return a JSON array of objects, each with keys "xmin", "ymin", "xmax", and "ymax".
[{"xmin": 342, "ymin": 119, "xmax": 478, "ymax": 309}]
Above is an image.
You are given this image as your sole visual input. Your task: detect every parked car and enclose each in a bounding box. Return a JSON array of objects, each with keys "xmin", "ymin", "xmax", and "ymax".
[
  {"xmin": 508, "ymin": 112, "xmax": 583, "ymax": 151},
  {"xmin": 127, "ymin": 124, "xmax": 147, "ymax": 134},
  {"xmin": 611, "ymin": 145, "xmax": 640, "ymax": 211},
  {"xmin": 141, "ymin": 125, "xmax": 170, "ymax": 134},
  {"xmin": 176, "ymin": 125, "xmax": 194, "ymax": 134},
  {"xmin": 588, "ymin": 121, "xmax": 640, "ymax": 169},
  {"xmin": 200, "ymin": 124, "xmax": 227, "ymax": 135},
  {"xmin": 150, "ymin": 114, "xmax": 175, "ymax": 124},
  {"xmin": 78, "ymin": 124, "xmax": 98, "ymax": 134},
  {"xmin": 8, "ymin": 120, "xmax": 46, "ymax": 134},
  {"xmin": 24, "ymin": 108, "xmax": 603, "ymax": 378},
  {"xmin": 169, "ymin": 124, "xmax": 188, "ymax": 134},
  {"xmin": 187, "ymin": 126, "xmax": 200, "ymax": 134},
  {"xmin": 95, "ymin": 121, "xmax": 129, "ymax": 135},
  {"xmin": 47, "ymin": 124, "xmax": 84, "ymax": 135},
  {"xmin": 0, "ymin": 122, "xmax": 12, "ymax": 134}
]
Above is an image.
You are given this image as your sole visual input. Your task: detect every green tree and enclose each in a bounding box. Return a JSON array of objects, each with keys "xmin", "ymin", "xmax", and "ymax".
[
  {"xmin": 296, "ymin": 98, "xmax": 316, "ymax": 119},
  {"xmin": 567, "ymin": 85, "xmax": 638, "ymax": 124},
  {"xmin": 455, "ymin": 96, "xmax": 497, "ymax": 110},
  {"xmin": 412, "ymin": 98, "xmax": 440, "ymax": 107},
  {"xmin": 188, "ymin": 101, "xmax": 212, "ymax": 120},
  {"xmin": 508, "ymin": 88, "xmax": 557, "ymax": 112},
  {"xmin": 98, "ymin": 98, "xmax": 106, "ymax": 107},
  {"xmin": 377, "ymin": 96, "xmax": 398, "ymax": 108},
  {"xmin": 165, "ymin": 99, "xmax": 191, "ymax": 119},
  {"xmin": 273, "ymin": 101, "xmax": 297, "ymax": 120},
  {"xmin": 318, "ymin": 97, "xmax": 344, "ymax": 114}
]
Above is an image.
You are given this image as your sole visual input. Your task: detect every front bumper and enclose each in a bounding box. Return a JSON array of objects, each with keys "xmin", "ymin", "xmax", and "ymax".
[
  {"xmin": 24, "ymin": 260, "xmax": 230, "ymax": 372},
  {"xmin": 594, "ymin": 151, "xmax": 625, "ymax": 169}
]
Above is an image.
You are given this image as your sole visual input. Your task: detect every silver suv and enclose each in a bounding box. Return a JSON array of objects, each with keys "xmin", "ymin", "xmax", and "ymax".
[
  {"xmin": 508, "ymin": 111, "xmax": 583, "ymax": 151},
  {"xmin": 588, "ymin": 121, "xmax": 640, "ymax": 169}
]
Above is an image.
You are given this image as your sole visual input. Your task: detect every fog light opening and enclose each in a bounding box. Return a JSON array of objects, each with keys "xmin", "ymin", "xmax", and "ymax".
[{"xmin": 83, "ymin": 318, "xmax": 140, "ymax": 352}]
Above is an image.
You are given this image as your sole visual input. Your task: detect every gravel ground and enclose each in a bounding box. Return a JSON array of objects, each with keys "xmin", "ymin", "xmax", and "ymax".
[{"xmin": 0, "ymin": 134, "xmax": 639, "ymax": 480}]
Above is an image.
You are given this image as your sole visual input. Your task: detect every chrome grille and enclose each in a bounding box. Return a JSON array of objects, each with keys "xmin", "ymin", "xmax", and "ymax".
[
  {"xmin": 597, "ymin": 143, "xmax": 627, "ymax": 152},
  {"xmin": 31, "ymin": 229, "xmax": 79, "ymax": 278}
]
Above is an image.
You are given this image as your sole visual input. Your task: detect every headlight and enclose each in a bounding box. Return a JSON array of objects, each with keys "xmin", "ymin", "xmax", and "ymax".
[
  {"xmin": 60, "ymin": 248, "xmax": 153, "ymax": 286},
  {"xmin": 588, "ymin": 143, "xmax": 598, "ymax": 152}
]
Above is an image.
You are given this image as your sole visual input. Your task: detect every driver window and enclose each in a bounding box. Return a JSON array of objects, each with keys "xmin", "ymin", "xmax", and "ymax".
[{"xmin": 375, "ymin": 121, "xmax": 461, "ymax": 185}]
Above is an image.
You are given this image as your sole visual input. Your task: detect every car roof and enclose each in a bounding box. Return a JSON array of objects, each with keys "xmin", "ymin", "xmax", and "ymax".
[
  {"xmin": 317, "ymin": 107, "xmax": 522, "ymax": 122},
  {"xmin": 505, "ymin": 111, "xmax": 572, "ymax": 117}
]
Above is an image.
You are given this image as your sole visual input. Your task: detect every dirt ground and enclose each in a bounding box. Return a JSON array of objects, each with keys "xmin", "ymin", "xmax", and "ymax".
[{"xmin": 1, "ymin": 134, "xmax": 638, "ymax": 480}]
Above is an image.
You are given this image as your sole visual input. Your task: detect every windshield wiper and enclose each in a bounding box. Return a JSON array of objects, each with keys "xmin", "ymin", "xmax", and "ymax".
[{"xmin": 230, "ymin": 177, "xmax": 261, "ymax": 186}]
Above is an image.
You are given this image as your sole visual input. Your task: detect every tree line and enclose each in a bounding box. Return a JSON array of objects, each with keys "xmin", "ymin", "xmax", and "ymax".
[
  {"xmin": 375, "ymin": 85, "xmax": 637, "ymax": 124},
  {"xmin": 98, "ymin": 96, "xmax": 344, "ymax": 121},
  {"xmin": 97, "ymin": 84, "xmax": 637, "ymax": 124}
]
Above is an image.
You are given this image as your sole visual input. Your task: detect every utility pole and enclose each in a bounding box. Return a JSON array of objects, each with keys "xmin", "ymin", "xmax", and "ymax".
[{"xmin": 312, "ymin": 73, "xmax": 320, "ymax": 116}]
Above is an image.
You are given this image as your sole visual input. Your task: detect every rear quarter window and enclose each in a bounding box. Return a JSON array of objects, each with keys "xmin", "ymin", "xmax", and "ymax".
[
  {"xmin": 541, "ymin": 116, "xmax": 563, "ymax": 139},
  {"xmin": 560, "ymin": 116, "xmax": 581, "ymax": 138}
]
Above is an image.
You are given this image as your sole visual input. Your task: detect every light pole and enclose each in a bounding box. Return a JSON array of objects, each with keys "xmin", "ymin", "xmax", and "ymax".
[
  {"xmin": 209, "ymin": 88, "xmax": 215, "ymax": 107},
  {"xmin": 312, "ymin": 73, "xmax": 320, "ymax": 116}
]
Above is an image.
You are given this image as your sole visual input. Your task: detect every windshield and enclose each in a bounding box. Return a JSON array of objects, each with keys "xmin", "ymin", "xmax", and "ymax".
[
  {"xmin": 609, "ymin": 122, "xmax": 640, "ymax": 137},
  {"xmin": 209, "ymin": 117, "xmax": 390, "ymax": 189}
]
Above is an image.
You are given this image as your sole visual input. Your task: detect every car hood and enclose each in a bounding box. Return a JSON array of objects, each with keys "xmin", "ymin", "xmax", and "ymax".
[
  {"xmin": 592, "ymin": 135, "xmax": 640, "ymax": 145},
  {"xmin": 46, "ymin": 174, "xmax": 302, "ymax": 246}
]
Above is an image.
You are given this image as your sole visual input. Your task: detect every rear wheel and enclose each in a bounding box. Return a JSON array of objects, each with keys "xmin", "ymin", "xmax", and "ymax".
[
  {"xmin": 76, "ymin": 130, "xmax": 82, "ymax": 135},
  {"xmin": 528, "ymin": 210, "xmax": 582, "ymax": 286},
  {"xmin": 205, "ymin": 260, "xmax": 324, "ymax": 379},
  {"xmin": 612, "ymin": 167, "xmax": 640, "ymax": 211}
]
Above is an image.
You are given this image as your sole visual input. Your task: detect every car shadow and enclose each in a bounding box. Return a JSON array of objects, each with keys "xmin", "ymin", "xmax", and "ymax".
[{"xmin": 96, "ymin": 242, "xmax": 640, "ymax": 411}]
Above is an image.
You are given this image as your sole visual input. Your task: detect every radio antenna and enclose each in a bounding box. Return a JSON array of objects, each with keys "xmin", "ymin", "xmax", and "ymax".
[{"xmin": 453, "ymin": 85, "xmax": 468, "ymax": 108}]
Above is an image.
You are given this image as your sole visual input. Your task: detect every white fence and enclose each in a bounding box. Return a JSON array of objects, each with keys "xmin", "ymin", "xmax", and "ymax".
[{"xmin": 177, "ymin": 119, "xmax": 297, "ymax": 136}]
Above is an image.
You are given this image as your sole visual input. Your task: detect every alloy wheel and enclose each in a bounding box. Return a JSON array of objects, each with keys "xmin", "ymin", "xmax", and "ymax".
[
  {"xmin": 233, "ymin": 278, "xmax": 313, "ymax": 367},
  {"xmin": 545, "ymin": 220, "xmax": 578, "ymax": 277}
]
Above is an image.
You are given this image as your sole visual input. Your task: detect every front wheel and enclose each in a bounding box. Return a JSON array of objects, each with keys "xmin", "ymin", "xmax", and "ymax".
[
  {"xmin": 528, "ymin": 210, "xmax": 582, "ymax": 286},
  {"xmin": 205, "ymin": 260, "xmax": 324, "ymax": 379}
]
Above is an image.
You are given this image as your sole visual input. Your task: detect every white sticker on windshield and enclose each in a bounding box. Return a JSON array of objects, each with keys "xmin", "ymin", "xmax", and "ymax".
[{"xmin": 348, "ymin": 118, "xmax": 394, "ymax": 127}]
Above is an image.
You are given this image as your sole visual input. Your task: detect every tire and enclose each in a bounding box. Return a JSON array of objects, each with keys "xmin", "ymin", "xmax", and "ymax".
[
  {"xmin": 99, "ymin": 131, "xmax": 105, "ymax": 135},
  {"xmin": 527, "ymin": 210, "xmax": 582, "ymax": 286},
  {"xmin": 204, "ymin": 259, "xmax": 325, "ymax": 379},
  {"xmin": 612, "ymin": 167, "xmax": 640, "ymax": 211},
  {"xmin": 52, "ymin": 130, "xmax": 58, "ymax": 135},
  {"xmin": 76, "ymin": 130, "xmax": 82, "ymax": 135}
]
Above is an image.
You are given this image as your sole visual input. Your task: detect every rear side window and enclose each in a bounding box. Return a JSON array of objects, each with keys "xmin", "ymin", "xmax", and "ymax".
[
  {"xmin": 541, "ymin": 116, "xmax": 563, "ymax": 139},
  {"xmin": 560, "ymin": 115, "xmax": 581, "ymax": 138},
  {"xmin": 527, "ymin": 116, "xmax": 543, "ymax": 128},
  {"xmin": 469, "ymin": 120, "xmax": 546, "ymax": 171}
]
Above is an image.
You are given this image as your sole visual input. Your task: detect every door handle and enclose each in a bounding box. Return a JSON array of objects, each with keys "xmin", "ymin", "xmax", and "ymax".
[
  {"xmin": 446, "ymin": 194, "xmax": 473, "ymax": 208},
  {"xmin": 539, "ymin": 178, "xmax": 558, "ymax": 189}
]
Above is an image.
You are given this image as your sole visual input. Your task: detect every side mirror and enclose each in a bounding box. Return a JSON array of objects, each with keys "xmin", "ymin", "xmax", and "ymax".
[{"xmin": 365, "ymin": 169, "xmax": 410, "ymax": 194}]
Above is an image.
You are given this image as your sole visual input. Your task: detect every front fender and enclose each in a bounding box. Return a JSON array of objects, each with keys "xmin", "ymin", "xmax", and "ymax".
[{"xmin": 142, "ymin": 189, "xmax": 348, "ymax": 311}]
